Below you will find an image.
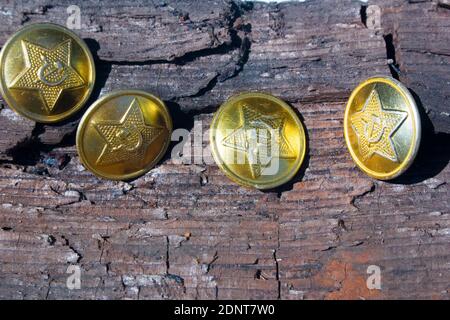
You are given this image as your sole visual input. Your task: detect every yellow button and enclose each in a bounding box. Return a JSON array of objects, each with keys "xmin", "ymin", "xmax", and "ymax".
[
  {"xmin": 344, "ymin": 76, "xmax": 421, "ymax": 180},
  {"xmin": 76, "ymin": 90, "xmax": 172, "ymax": 180},
  {"xmin": 0, "ymin": 23, "xmax": 95, "ymax": 123},
  {"xmin": 210, "ymin": 92, "xmax": 307, "ymax": 189}
]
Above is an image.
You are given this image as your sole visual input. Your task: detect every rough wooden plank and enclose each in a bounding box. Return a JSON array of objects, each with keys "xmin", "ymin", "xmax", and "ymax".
[
  {"xmin": 176, "ymin": 0, "xmax": 389, "ymax": 109},
  {"xmin": 1, "ymin": 0, "xmax": 389, "ymax": 155},
  {"xmin": 371, "ymin": 0, "xmax": 450, "ymax": 133},
  {"xmin": 0, "ymin": 0, "xmax": 235, "ymax": 62},
  {"xmin": 0, "ymin": 0, "xmax": 449, "ymax": 300}
]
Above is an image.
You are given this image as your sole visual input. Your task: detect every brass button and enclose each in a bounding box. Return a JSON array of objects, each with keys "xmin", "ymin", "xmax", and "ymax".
[
  {"xmin": 0, "ymin": 23, "xmax": 95, "ymax": 123},
  {"xmin": 76, "ymin": 90, "xmax": 172, "ymax": 180},
  {"xmin": 210, "ymin": 92, "xmax": 307, "ymax": 189},
  {"xmin": 344, "ymin": 76, "xmax": 421, "ymax": 180}
]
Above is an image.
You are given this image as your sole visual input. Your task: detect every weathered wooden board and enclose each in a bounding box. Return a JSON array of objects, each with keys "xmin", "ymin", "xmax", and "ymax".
[
  {"xmin": 374, "ymin": 0, "xmax": 450, "ymax": 134},
  {"xmin": 0, "ymin": 0, "xmax": 449, "ymax": 299}
]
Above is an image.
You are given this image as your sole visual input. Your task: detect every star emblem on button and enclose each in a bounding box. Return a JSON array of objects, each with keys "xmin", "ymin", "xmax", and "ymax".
[
  {"xmin": 350, "ymin": 89, "xmax": 407, "ymax": 162},
  {"xmin": 210, "ymin": 92, "xmax": 307, "ymax": 189},
  {"xmin": 76, "ymin": 90, "xmax": 172, "ymax": 181},
  {"xmin": 222, "ymin": 104, "xmax": 295, "ymax": 178},
  {"xmin": 94, "ymin": 98, "xmax": 164, "ymax": 166},
  {"xmin": 9, "ymin": 39, "xmax": 85, "ymax": 112},
  {"xmin": 344, "ymin": 76, "xmax": 421, "ymax": 180},
  {"xmin": 0, "ymin": 23, "xmax": 95, "ymax": 123}
]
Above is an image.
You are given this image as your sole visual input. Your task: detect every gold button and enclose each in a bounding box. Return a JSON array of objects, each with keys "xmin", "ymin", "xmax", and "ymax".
[
  {"xmin": 344, "ymin": 76, "xmax": 421, "ymax": 180},
  {"xmin": 76, "ymin": 90, "xmax": 172, "ymax": 180},
  {"xmin": 0, "ymin": 23, "xmax": 95, "ymax": 123},
  {"xmin": 210, "ymin": 92, "xmax": 307, "ymax": 189}
]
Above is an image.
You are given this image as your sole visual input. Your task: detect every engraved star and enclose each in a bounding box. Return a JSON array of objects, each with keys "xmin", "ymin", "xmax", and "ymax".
[
  {"xmin": 9, "ymin": 39, "xmax": 85, "ymax": 113},
  {"xmin": 222, "ymin": 104, "xmax": 295, "ymax": 178},
  {"xmin": 351, "ymin": 88, "xmax": 407, "ymax": 162},
  {"xmin": 94, "ymin": 98, "xmax": 164, "ymax": 166}
]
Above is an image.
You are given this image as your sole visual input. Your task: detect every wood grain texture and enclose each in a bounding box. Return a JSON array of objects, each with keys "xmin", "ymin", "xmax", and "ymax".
[
  {"xmin": 373, "ymin": 0, "xmax": 450, "ymax": 133},
  {"xmin": 0, "ymin": 0, "xmax": 449, "ymax": 300}
]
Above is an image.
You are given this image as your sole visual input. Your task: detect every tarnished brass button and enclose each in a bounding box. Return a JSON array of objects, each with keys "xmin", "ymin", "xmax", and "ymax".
[
  {"xmin": 76, "ymin": 90, "xmax": 172, "ymax": 180},
  {"xmin": 344, "ymin": 76, "xmax": 421, "ymax": 180},
  {"xmin": 0, "ymin": 23, "xmax": 95, "ymax": 123},
  {"xmin": 210, "ymin": 92, "xmax": 306, "ymax": 189}
]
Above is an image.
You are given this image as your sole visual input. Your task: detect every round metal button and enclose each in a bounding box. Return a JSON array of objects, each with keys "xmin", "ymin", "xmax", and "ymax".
[
  {"xmin": 210, "ymin": 92, "xmax": 307, "ymax": 189},
  {"xmin": 76, "ymin": 90, "xmax": 172, "ymax": 180},
  {"xmin": 344, "ymin": 76, "xmax": 421, "ymax": 180},
  {"xmin": 0, "ymin": 23, "xmax": 95, "ymax": 123}
]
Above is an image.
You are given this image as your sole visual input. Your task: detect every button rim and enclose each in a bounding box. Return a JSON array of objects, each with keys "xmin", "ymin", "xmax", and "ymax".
[
  {"xmin": 343, "ymin": 76, "xmax": 422, "ymax": 180},
  {"xmin": 210, "ymin": 91, "xmax": 307, "ymax": 190},
  {"xmin": 76, "ymin": 89, "xmax": 173, "ymax": 181},
  {"xmin": 0, "ymin": 22, "xmax": 96, "ymax": 123}
]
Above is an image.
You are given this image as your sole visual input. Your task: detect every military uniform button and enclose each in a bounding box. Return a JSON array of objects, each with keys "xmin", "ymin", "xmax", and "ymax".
[
  {"xmin": 344, "ymin": 76, "xmax": 421, "ymax": 180},
  {"xmin": 0, "ymin": 23, "xmax": 95, "ymax": 123},
  {"xmin": 76, "ymin": 90, "xmax": 172, "ymax": 180},
  {"xmin": 210, "ymin": 92, "xmax": 307, "ymax": 189}
]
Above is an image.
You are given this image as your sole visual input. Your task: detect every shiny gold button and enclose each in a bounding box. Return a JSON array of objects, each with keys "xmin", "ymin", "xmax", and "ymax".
[
  {"xmin": 210, "ymin": 92, "xmax": 306, "ymax": 189},
  {"xmin": 0, "ymin": 23, "xmax": 95, "ymax": 123},
  {"xmin": 344, "ymin": 76, "xmax": 421, "ymax": 180},
  {"xmin": 76, "ymin": 90, "xmax": 172, "ymax": 180}
]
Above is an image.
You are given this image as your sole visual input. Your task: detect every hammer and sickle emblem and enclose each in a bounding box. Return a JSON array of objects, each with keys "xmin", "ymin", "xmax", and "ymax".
[
  {"xmin": 37, "ymin": 55, "xmax": 68, "ymax": 86},
  {"xmin": 364, "ymin": 114, "xmax": 386, "ymax": 144},
  {"xmin": 112, "ymin": 126, "xmax": 143, "ymax": 153}
]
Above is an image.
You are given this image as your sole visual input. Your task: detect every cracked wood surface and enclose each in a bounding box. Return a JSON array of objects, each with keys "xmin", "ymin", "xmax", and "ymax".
[{"xmin": 0, "ymin": 0, "xmax": 449, "ymax": 299}]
